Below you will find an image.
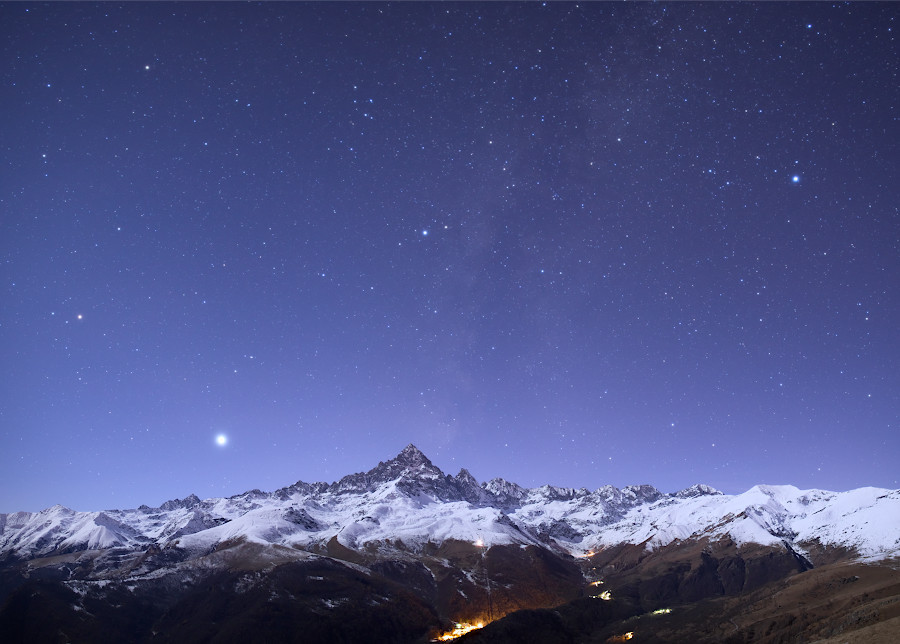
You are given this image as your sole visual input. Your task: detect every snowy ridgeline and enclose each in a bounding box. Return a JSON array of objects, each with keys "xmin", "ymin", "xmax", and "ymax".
[{"xmin": 1, "ymin": 445, "xmax": 898, "ymax": 562}]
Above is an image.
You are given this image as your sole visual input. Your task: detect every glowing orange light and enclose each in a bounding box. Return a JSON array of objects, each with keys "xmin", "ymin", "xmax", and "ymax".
[
  {"xmin": 607, "ymin": 633, "xmax": 634, "ymax": 642},
  {"xmin": 434, "ymin": 621, "xmax": 486, "ymax": 641}
]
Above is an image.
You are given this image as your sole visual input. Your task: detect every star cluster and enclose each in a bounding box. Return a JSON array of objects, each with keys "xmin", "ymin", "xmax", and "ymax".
[{"xmin": 1, "ymin": 3, "xmax": 897, "ymax": 511}]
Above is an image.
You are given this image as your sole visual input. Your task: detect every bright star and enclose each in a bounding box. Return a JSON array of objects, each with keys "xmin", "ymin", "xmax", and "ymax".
[
  {"xmin": 792, "ymin": 175, "xmax": 800, "ymax": 183},
  {"xmin": 215, "ymin": 434, "xmax": 228, "ymax": 446}
]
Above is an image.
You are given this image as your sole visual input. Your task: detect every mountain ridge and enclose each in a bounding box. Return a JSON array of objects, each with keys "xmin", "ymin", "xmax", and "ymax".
[
  {"xmin": 135, "ymin": 442, "xmax": 717, "ymax": 515},
  {"xmin": 1, "ymin": 444, "xmax": 897, "ymax": 564}
]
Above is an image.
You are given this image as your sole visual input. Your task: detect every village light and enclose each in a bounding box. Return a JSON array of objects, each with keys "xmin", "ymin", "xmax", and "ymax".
[{"xmin": 433, "ymin": 621, "xmax": 487, "ymax": 641}]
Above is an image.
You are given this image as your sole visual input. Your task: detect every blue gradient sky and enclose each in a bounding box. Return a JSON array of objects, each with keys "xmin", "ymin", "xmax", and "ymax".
[{"xmin": 2, "ymin": 2, "xmax": 897, "ymax": 512}]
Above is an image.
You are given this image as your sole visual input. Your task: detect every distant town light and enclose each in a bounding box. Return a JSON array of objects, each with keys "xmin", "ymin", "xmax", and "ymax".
[{"xmin": 434, "ymin": 621, "xmax": 486, "ymax": 641}]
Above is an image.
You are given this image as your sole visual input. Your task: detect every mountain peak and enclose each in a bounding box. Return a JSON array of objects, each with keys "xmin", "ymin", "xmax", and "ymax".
[
  {"xmin": 455, "ymin": 468, "xmax": 478, "ymax": 485},
  {"xmin": 159, "ymin": 494, "xmax": 201, "ymax": 511},
  {"xmin": 674, "ymin": 484, "xmax": 723, "ymax": 498},
  {"xmin": 396, "ymin": 443, "xmax": 428, "ymax": 464},
  {"xmin": 330, "ymin": 444, "xmax": 444, "ymax": 494},
  {"xmin": 375, "ymin": 443, "xmax": 440, "ymax": 480}
]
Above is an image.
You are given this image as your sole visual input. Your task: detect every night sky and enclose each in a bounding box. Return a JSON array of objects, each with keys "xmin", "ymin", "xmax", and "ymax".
[{"xmin": 2, "ymin": 3, "xmax": 898, "ymax": 513}]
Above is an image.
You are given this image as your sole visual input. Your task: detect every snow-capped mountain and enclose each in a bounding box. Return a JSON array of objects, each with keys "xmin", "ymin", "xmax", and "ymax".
[
  {"xmin": 2, "ymin": 445, "xmax": 899, "ymax": 644},
  {"xmin": 2, "ymin": 444, "xmax": 897, "ymax": 563}
]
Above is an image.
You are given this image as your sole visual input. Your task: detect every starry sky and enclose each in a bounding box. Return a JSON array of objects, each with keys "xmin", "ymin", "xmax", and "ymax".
[{"xmin": 2, "ymin": 2, "xmax": 898, "ymax": 513}]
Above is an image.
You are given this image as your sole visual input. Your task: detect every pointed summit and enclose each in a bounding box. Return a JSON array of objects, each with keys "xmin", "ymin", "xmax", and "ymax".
[
  {"xmin": 396, "ymin": 443, "xmax": 429, "ymax": 465},
  {"xmin": 373, "ymin": 444, "xmax": 441, "ymax": 481},
  {"xmin": 455, "ymin": 468, "xmax": 478, "ymax": 487},
  {"xmin": 330, "ymin": 444, "xmax": 445, "ymax": 494},
  {"xmin": 453, "ymin": 468, "xmax": 491, "ymax": 505}
]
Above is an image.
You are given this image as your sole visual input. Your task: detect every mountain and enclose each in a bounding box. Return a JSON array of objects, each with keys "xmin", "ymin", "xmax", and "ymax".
[{"xmin": 1, "ymin": 444, "xmax": 898, "ymax": 643}]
